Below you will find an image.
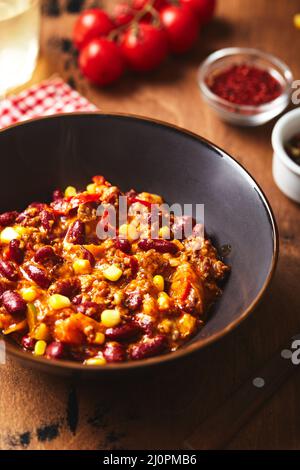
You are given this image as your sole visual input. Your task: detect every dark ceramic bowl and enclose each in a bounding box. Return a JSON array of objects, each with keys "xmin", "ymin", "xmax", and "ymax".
[{"xmin": 0, "ymin": 113, "xmax": 278, "ymax": 376}]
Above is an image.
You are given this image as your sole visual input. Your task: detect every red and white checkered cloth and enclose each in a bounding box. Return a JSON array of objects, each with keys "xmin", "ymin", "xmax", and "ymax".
[{"xmin": 0, "ymin": 77, "xmax": 97, "ymax": 129}]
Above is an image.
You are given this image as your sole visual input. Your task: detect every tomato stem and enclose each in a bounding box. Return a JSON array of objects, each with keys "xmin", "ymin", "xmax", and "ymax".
[{"xmin": 108, "ymin": 0, "xmax": 161, "ymax": 41}]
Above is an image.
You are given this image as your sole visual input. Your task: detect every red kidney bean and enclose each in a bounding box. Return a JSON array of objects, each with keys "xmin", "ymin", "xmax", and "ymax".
[
  {"xmin": 52, "ymin": 189, "xmax": 64, "ymax": 201},
  {"xmin": 77, "ymin": 301, "xmax": 99, "ymax": 318},
  {"xmin": 105, "ymin": 321, "xmax": 142, "ymax": 341},
  {"xmin": 147, "ymin": 210, "xmax": 162, "ymax": 226},
  {"xmin": 129, "ymin": 334, "xmax": 168, "ymax": 360},
  {"xmin": 125, "ymin": 292, "xmax": 142, "ymax": 311},
  {"xmin": 2, "ymin": 290, "xmax": 26, "ymax": 315},
  {"xmin": 81, "ymin": 246, "xmax": 95, "ymax": 267},
  {"xmin": 40, "ymin": 210, "xmax": 55, "ymax": 231},
  {"xmin": 21, "ymin": 335, "xmax": 36, "ymax": 350},
  {"xmin": 7, "ymin": 239, "xmax": 24, "ymax": 265},
  {"xmin": 0, "ymin": 211, "xmax": 19, "ymax": 227},
  {"xmin": 29, "ymin": 202, "xmax": 47, "ymax": 211},
  {"xmin": 34, "ymin": 246, "xmax": 60, "ymax": 264},
  {"xmin": 0, "ymin": 259, "xmax": 19, "ymax": 281},
  {"xmin": 138, "ymin": 238, "xmax": 178, "ymax": 254},
  {"xmin": 15, "ymin": 212, "xmax": 27, "ymax": 223},
  {"xmin": 125, "ymin": 189, "xmax": 137, "ymax": 198},
  {"xmin": 46, "ymin": 341, "xmax": 65, "ymax": 360},
  {"xmin": 72, "ymin": 294, "xmax": 82, "ymax": 305},
  {"xmin": 24, "ymin": 264, "xmax": 51, "ymax": 289},
  {"xmin": 67, "ymin": 220, "xmax": 85, "ymax": 245},
  {"xmin": 103, "ymin": 342, "xmax": 126, "ymax": 363},
  {"xmin": 104, "ymin": 188, "xmax": 120, "ymax": 205},
  {"xmin": 135, "ymin": 315, "xmax": 154, "ymax": 335},
  {"xmin": 50, "ymin": 278, "xmax": 80, "ymax": 298},
  {"xmin": 115, "ymin": 238, "xmax": 131, "ymax": 254},
  {"xmin": 130, "ymin": 256, "xmax": 139, "ymax": 277},
  {"xmin": 0, "ymin": 280, "xmax": 11, "ymax": 296}
]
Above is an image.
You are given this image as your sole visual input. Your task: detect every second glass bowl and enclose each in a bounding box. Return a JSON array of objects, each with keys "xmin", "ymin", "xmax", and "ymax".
[{"xmin": 198, "ymin": 47, "xmax": 293, "ymax": 126}]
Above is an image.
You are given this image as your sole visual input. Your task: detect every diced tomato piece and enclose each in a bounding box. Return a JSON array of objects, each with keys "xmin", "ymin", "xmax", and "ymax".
[
  {"xmin": 128, "ymin": 197, "xmax": 152, "ymax": 209},
  {"xmin": 92, "ymin": 175, "xmax": 106, "ymax": 185},
  {"xmin": 69, "ymin": 193, "xmax": 100, "ymax": 208},
  {"xmin": 50, "ymin": 198, "xmax": 70, "ymax": 215}
]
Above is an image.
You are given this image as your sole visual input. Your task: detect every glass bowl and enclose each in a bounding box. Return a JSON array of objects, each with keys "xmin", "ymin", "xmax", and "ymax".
[{"xmin": 198, "ymin": 47, "xmax": 293, "ymax": 126}]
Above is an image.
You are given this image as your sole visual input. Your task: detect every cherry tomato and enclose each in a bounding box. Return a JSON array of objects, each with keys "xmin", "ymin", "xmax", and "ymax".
[
  {"xmin": 79, "ymin": 38, "xmax": 125, "ymax": 86},
  {"xmin": 120, "ymin": 23, "xmax": 168, "ymax": 72},
  {"xmin": 112, "ymin": 3, "xmax": 134, "ymax": 27},
  {"xmin": 132, "ymin": 0, "xmax": 168, "ymax": 11},
  {"xmin": 180, "ymin": 0, "xmax": 216, "ymax": 24},
  {"xmin": 160, "ymin": 5, "xmax": 200, "ymax": 54},
  {"xmin": 73, "ymin": 9, "xmax": 114, "ymax": 50}
]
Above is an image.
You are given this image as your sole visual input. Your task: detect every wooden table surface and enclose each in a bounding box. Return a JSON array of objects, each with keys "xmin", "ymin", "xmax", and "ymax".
[{"xmin": 1, "ymin": 0, "xmax": 300, "ymax": 450}]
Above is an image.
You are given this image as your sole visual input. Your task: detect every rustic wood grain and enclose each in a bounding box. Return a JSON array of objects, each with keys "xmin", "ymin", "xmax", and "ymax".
[{"xmin": 1, "ymin": 0, "xmax": 300, "ymax": 450}]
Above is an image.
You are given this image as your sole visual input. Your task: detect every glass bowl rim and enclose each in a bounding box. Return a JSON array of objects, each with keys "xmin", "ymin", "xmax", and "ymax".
[
  {"xmin": 0, "ymin": 0, "xmax": 40, "ymax": 24},
  {"xmin": 272, "ymin": 107, "xmax": 300, "ymax": 176},
  {"xmin": 198, "ymin": 47, "xmax": 294, "ymax": 114}
]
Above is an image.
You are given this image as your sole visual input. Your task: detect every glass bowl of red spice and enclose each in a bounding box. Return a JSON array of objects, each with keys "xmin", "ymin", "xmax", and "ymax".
[{"xmin": 198, "ymin": 47, "xmax": 293, "ymax": 126}]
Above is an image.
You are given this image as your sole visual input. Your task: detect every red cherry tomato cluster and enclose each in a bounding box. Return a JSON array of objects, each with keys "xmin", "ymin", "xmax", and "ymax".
[{"xmin": 73, "ymin": 0, "xmax": 216, "ymax": 86}]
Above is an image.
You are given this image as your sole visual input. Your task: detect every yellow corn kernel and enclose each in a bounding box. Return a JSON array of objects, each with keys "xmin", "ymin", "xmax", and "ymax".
[
  {"xmin": 73, "ymin": 259, "xmax": 92, "ymax": 275},
  {"xmin": 64, "ymin": 186, "xmax": 76, "ymax": 197},
  {"xmin": 26, "ymin": 303, "xmax": 37, "ymax": 332},
  {"xmin": 128, "ymin": 224, "xmax": 140, "ymax": 241},
  {"xmin": 143, "ymin": 295, "xmax": 157, "ymax": 315},
  {"xmin": 178, "ymin": 313, "xmax": 197, "ymax": 338},
  {"xmin": 119, "ymin": 223, "xmax": 139, "ymax": 242},
  {"xmin": 103, "ymin": 264, "xmax": 123, "ymax": 282},
  {"xmin": 118, "ymin": 224, "xmax": 128, "ymax": 237},
  {"xmin": 101, "ymin": 309, "xmax": 121, "ymax": 327},
  {"xmin": 158, "ymin": 319, "xmax": 173, "ymax": 334},
  {"xmin": 169, "ymin": 258, "xmax": 180, "ymax": 267},
  {"xmin": 138, "ymin": 192, "xmax": 162, "ymax": 204},
  {"xmin": 294, "ymin": 13, "xmax": 300, "ymax": 29},
  {"xmin": 14, "ymin": 226, "xmax": 28, "ymax": 236},
  {"xmin": 85, "ymin": 356, "xmax": 107, "ymax": 366},
  {"xmin": 87, "ymin": 183, "xmax": 102, "ymax": 194},
  {"xmin": 34, "ymin": 323, "xmax": 50, "ymax": 341},
  {"xmin": 0, "ymin": 227, "xmax": 20, "ymax": 244},
  {"xmin": 173, "ymin": 239, "xmax": 184, "ymax": 250},
  {"xmin": 159, "ymin": 226, "xmax": 170, "ymax": 239},
  {"xmin": 20, "ymin": 287, "xmax": 39, "ymax": 302},
  {"xmin": 157, "ymin": 292, "xmax": 170, "ymax": 310},
  {"xmin": 153, "ymin": 275, "xmax": 164, "ymax": 292},
  {"xmin": 86, "ymin": 183, "xmax": 97, "ymax": 193},
  {"xmin": 93, "ymin": 332, "xmax": 105, "ymax": 345},
  {"xmin": 48, "ymin": 294, "xmax": 71, "ymax": 310},
  {"xmin": 34, "ymin": 340, "xmax": 47, "ymax": 356}
]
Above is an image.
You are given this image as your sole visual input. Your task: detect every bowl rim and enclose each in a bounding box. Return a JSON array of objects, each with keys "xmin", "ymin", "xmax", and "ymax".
[
  {"xmin": 272, "ymin": 107, "xmax": 300, "ymax": 176},
  {"xmin": 198, "ymin": 47, "xmax": 293, "ymax": 115},
  {"xmin": 0, "ymin": 111, "xmax": 279, "ymax": 372}
]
